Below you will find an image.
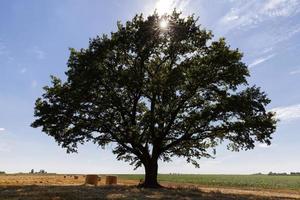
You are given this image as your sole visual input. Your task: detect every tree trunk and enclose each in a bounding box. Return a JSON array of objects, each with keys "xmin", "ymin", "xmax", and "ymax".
[{"xmin": 140, "ymin": 159, "xmax": 162, "ymax": 188}]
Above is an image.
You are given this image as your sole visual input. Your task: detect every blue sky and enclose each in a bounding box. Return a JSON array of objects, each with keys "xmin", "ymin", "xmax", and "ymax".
[{"xmin": 0, "ymin": 0, "xmax": 300, "ymax": 174}]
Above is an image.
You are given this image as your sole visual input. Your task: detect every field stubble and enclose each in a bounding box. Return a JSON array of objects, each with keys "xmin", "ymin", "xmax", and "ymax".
[{"xmin": 0, "ymin": 174, "xmax": 299, "ymax": 199}]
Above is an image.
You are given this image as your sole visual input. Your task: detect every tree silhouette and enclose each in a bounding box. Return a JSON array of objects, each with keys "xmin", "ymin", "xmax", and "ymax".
[{"xmin": 32, "ymin": 11, "xmax": 276, "ymax": 188}]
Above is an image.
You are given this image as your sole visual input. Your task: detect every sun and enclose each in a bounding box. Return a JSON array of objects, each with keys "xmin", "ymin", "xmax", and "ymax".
[{"xmin": 159, "ymin": 19, "xmax": 169, "ymax": 29}]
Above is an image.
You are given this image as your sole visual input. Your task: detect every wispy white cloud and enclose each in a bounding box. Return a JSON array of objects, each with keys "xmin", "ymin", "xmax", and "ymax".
[
  {"xmin": 0, "ymin": 128, "xmax": 5, "ymax": 132},
  {"xmin": 272, "ymin": 25, "xmax": 300, "ymax": 44},
  {"xmin": 271, "ymin": 104, "xmax": 300, "ymax": 121},
  {"xmin": 29, "ymin": 46, "xmax": 46, "ymax": 60},
  {"xmin": 258, "ymin": 143, "xmax": 271, "ymax": 148},
  {"xmin": 219, "ymin": 0, "xmax": 300, "ymax": 33},
  {"xmin": 0, "ymin": 40, "xmax": 14, "ymax": 64},
  {"xmin": 261, "ymin": 47, "xmax": 273, "ymax": 54},
  {"xmin": 248, "ymin": 54, "xmax": 275, "ymax": 68},
  {"xmin": 154, "ymin": 0, "xmax": 190, "ymax": 15},
  {"xmin": 262, "ymin": 0, "xmax": 300, "ymax": 17},
  {"xmin": 19, "ymin": 68, "xmax": 27, "ymax": 74},
  {"xmin": 0, "ymin": 42, "xmax": 6, "ymax": 55},
  {"xmin": 0, "ymin": 40, "xmax": 9, "ymax": 56},
  {"xmin": 290, "ymin": 69, "xmax": 300, "ymax": 75}
]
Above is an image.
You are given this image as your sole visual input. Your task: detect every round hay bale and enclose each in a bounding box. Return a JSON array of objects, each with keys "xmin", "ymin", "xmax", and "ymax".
[
  {"xmin": 74, "ymin": 175, "xmax": 79, "ymax": 179},
  {"xmin": 105, "ymin": 176, "xmax": 117, "ymax": 185},
  {"xmin": 85, "ymin": 174, "xmax": 99, "ymax": 186},
  {"xmin": 64, "ymin": 176, "xmax": 66, "ymax": 178}
]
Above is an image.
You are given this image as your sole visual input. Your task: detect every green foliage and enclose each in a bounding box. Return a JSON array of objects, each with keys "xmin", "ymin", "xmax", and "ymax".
[{"xmin": 32, "ymin": 11, "xmax": 276, "ymax": 169}]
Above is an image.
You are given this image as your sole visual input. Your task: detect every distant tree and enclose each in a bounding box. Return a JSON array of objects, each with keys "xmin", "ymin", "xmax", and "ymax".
[
  {"xmin": 32, "ymin": 11, "xmax": 277, "ymax": 188},
  {"xmin": 268, "ymin": 172, "xmax": 288, "ymax": 176},
  {"xmin": 290, "ymin": 172, "xmax": 300, "ymax": 176},
  {"xmin": 30, "ymin": 169, "xmax": 34, "ymax": 174},
  {"xmin": 39, "ymin": 169, "xmax": 47, "ymax": 174}
]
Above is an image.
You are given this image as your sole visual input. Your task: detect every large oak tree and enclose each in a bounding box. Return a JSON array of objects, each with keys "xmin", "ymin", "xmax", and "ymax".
[{"xmin": 32, "ymin": 12, "xmax": 276, "ymax": 188}]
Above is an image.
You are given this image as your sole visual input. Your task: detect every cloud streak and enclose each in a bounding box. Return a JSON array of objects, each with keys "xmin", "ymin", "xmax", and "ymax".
[
  {"xmin": 271, "ymin": 104, "xmax": 300, "ymax": 121},
  {"xmin": 248, "ymin": 54, "xmax": 275, "ymax": 68},
  {"xmin": 289, "ymin": 69, "xmax": 300, "ymax": 75}
]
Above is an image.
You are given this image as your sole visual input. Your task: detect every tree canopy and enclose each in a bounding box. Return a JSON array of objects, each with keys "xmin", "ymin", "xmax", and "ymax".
[{"xmin": 32, "ymin": 11, "xmax": 277, "ymax": 188}]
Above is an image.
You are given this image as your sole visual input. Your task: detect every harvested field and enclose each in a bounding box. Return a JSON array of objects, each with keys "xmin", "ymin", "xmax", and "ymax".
[{"xmin": 0, "ymin": 175, "xmax": 299, "ymax": 199}]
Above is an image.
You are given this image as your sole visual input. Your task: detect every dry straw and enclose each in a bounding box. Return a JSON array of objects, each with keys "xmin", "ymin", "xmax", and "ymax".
[
  {"xmin": 105, "ymin": 176, "xmax": 117, "ymax": 185},
  {"xmin": 85, "ymin": 174, "xmax": 99, "ymax": 186}
]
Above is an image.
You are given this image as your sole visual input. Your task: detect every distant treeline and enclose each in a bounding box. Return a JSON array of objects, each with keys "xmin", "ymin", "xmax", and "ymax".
[
  {"xmin": 268, "ymin": 172, "xmax": 300, "ymax": 176},
  {"xmin": 29, "ymin": 169, "xmax": 47, "ymax": 174},
  {"xmin": 0, "ymin": 171, "xmax": 5, "ymax": 174}
]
